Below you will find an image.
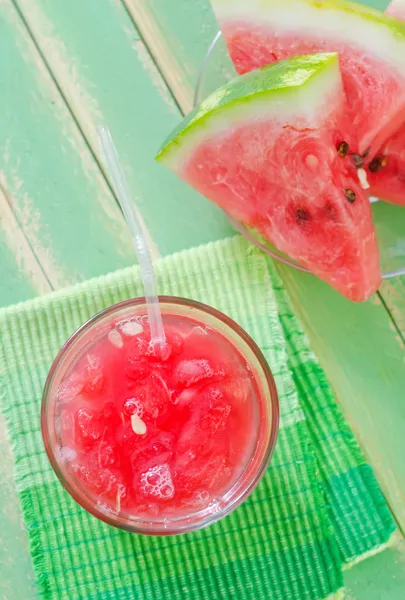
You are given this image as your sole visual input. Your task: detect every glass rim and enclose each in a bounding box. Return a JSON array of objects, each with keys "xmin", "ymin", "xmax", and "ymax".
[{"xmin": 41, "ymin": 295, "xmax": 279, "ymax": 535}]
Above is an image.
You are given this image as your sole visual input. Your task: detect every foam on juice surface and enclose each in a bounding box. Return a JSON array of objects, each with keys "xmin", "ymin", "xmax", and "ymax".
[{"xmin": 56, "ymin": 314, "xmax": 259, "ymax": 517}]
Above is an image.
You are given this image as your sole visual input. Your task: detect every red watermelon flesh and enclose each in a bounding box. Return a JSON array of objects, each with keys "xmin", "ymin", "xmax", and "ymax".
[
  {"xmin": 366, "ymin": 0, "xmax": 405, "ymax": 205},
  {"xmin": 367, "ymin": 127, "xmax": 405, "ymax": 205},
  {"xmin": 187, "ymin": 121, "xmax": 379, "ymax": 301},
  {"xmin": 213, "ymin": 0, "xmax": 405, "ymax": 157},
  {"xmin": 157, "ymin": 54, "xmax": 381, "ymax": 301}
]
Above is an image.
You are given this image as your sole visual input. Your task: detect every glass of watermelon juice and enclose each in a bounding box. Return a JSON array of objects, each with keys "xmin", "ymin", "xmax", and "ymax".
[{"xmin": 41, "ymin": 297, "xmax": 279, "ymax": 535}]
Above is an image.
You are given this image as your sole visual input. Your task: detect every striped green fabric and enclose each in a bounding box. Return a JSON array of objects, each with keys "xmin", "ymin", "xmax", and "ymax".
[{"xmin": 0, "ymin": 236, "xmax": 395, "ymax": 600}]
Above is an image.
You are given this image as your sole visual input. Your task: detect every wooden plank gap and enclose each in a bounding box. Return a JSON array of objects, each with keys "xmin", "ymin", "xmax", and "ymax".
[
  {"xmin": 122, "ymin": 0, "xmax": 194, "ymax": 114},
  {"xmin": 120, "ymin": 0, "xmax": 185, "ymax": 116},
  {"xmin": 377, "ymin": 288, "xmax": 405, "ymax": 349},
  {"xmin": 378, "ymin": 278, "xmax": 405, "ymax": 344}
]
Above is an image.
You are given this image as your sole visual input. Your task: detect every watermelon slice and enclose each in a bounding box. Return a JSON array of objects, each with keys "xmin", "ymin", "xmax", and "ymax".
[
  {"xmin": 366, "ymin": 0, "xmax": 405, "ymax": 205},
  {"xmin": 156, "ymin": 54, "xmax": 381, "ymax": 301},
  {"xmin": 211, "ymin": 0, "xmax": 405, "ymax": 158}
]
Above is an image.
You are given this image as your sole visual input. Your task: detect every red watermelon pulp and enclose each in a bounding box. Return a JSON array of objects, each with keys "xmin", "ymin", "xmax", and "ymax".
[
  {"xmin": 157, "ymin": 54, "xmax": 381, "ymax": 301},
  {"xmin": 212, "ymin": 0, "xmax": 405, "ymax": 199},
  {"xmin": 365, "ymin": 0, "xmax": 405, "ymax": 204}
]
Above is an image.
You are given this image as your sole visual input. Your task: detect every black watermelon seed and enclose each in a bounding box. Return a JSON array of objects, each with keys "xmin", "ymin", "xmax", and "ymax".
[
  {"xmin": 337, "ymin": 141, "xmax": 349, "ymax": 157},
  {"xmin": 368, "ymin": 156, "xmax": 388, "ymax": 173},
  {"xmin": 345, "ymin": 189, "xmax": 356, "ymax": 203}
]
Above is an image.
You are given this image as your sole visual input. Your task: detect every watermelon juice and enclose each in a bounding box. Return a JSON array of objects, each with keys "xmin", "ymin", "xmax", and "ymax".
[{"xmin": 42, "ymin": 297, "xmax": 278, "ymax": 534}]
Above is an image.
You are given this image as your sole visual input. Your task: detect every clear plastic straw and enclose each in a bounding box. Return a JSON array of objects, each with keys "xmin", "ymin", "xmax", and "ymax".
[{"xmin": 98, "ymin": 126, "xmax": 166, "ymax": 352}]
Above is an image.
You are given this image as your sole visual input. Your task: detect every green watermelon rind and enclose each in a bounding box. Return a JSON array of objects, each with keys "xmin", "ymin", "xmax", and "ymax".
[{"xmin": 156, "ymin": 53, "xmax": 340, "ymax": 166}]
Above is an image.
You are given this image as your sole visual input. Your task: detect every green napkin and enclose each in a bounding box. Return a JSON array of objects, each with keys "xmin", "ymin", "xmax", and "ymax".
[{"xmin": 0, "ymin": 236, "xmax": 395, "ymax": 600}]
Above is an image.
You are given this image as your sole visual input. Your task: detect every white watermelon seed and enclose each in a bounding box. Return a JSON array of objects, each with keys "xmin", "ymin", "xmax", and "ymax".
[
  {"xmin": 357, "ymin": 168, "xmax": 370, "ymax": 190},
  {"xmin": 108, "ymin": 329, "xmax": 124, "ymax": 348},
  {"xmin": 131, "ymin": 414, "xmax": 147, "ymax": 435}
]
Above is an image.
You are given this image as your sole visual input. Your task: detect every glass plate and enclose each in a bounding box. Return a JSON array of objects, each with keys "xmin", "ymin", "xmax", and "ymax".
[{"xmin": 194, "ymin": 32, "xmax": 405, "ymax": 279}]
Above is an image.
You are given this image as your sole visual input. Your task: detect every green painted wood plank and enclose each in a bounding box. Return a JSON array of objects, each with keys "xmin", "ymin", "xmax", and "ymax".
[
  {"xmin": 0, "ymin": 237, "xmax": 38, "ymax": 307},
  {"xmin": 379, "ymin": 278, "xmax": 405, "ymax": 340},
  {"xmin": 14, "ymin": 0, "xmax": 232, "ymax": 257},
  {"xmin": 275, "ymin": 264, "xmax": 405, "ymax": 530},
  {"xmin": 1, "ymin": 0, "xmax": 136, "ymax": 290},
  {"xmin": 345, "ymin": 537, "xmax": 405, "ymax": 600},
  {"xmin": 0, "ymin": 190, "xmax": 43, "ymax": 598},
  {"xmin": 0, "ymin": 415, "xmax": 38, "ymax": 600}
]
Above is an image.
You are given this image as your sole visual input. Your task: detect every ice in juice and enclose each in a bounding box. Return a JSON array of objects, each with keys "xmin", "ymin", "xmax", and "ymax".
[{"xmin": 56, "ymin": 313, "xmax": 260, "ymax": 517}]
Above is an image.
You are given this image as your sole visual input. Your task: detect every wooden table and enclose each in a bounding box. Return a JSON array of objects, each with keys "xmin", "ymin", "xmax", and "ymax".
[{"xmin": 1, "ymin": 0, "xmax": 405, "ymax": 597}]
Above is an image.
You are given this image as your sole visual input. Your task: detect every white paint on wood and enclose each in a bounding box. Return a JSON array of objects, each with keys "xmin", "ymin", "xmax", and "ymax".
[
  {"xmin": 0, "ymin": 166, "xmax": 73, "ymax": 289},
  {"xmin": 132, "ymin": 38, "xmax": 179, "ymax": 113},
  {"xmin": 0, "ymin": 183, "xmax": 52, "ymax": 295}
]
